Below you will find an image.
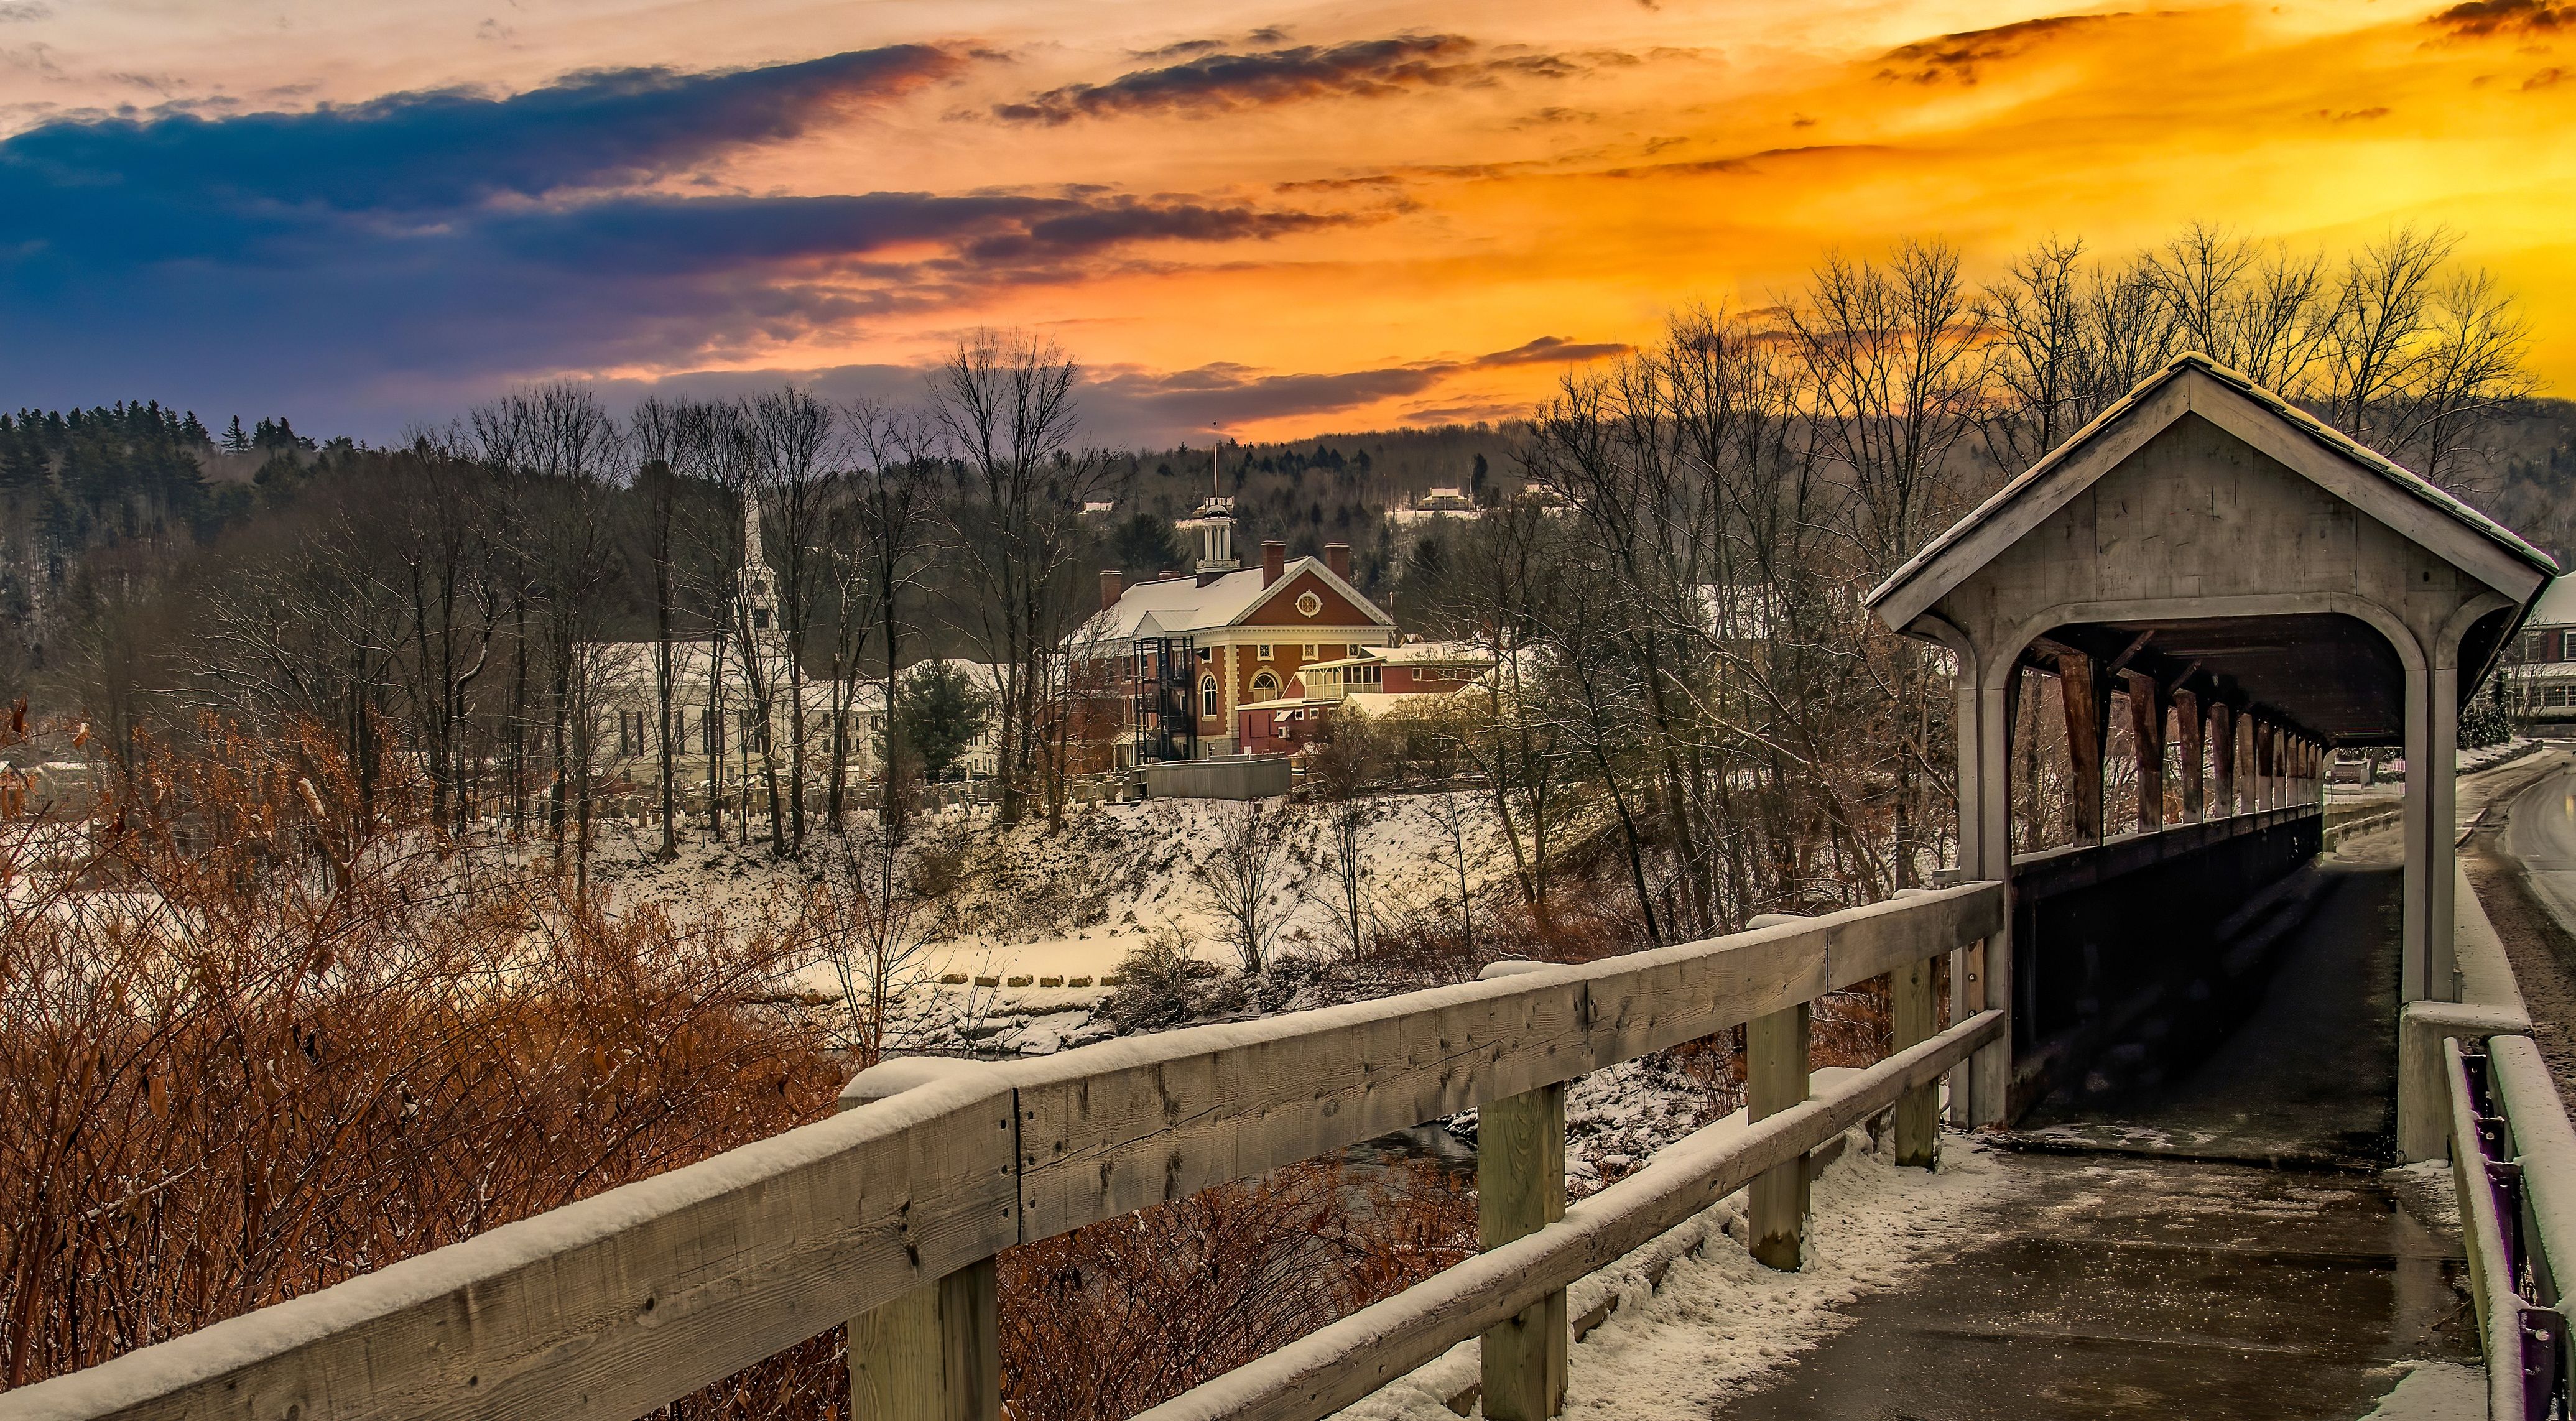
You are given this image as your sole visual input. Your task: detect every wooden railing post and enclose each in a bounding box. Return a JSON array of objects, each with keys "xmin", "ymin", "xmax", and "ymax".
[
  {"xmin": 2123, "ymin": 670, "xmax": 2165, "ymax": 833},
  {"xmin": 1748, "ymin": 1002, "xmax": 1812, "ymax": 1269},
  {"xmin": 2174, "ymin": 688, "xmax": 2204, "ymax": 823},
  {"xmin": 2055, "ymin": 650, "xmax": 2104, "ymax": 845},
  {"xmin": 1893, "ymin": 952, "xmax": 1940, "ymax": 1167},
  {"xmin": 1478, "ymin": 1082, "xmax": 1567, "ymax": 1420},
  {"xmin": 850, "ymin": 1263, "xmax": 999, "ymax": 1421},
  {"xmin": 2210, "ymin": 700, "xmax": 2236, "ymax": 815},
  {"xmin": 842, "ymin": 1060, "xmax": 1005, "ymax": 1421}
]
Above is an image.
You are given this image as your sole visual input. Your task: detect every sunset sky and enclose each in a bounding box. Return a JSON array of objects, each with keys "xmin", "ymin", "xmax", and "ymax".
[{"xmin": 1, "ymin": 0, "xmax": 2571, "ymax": 444}]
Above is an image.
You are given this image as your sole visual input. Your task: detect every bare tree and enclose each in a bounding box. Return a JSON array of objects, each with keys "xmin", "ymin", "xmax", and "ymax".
[
  {"xmin": 808, "ymin": 820, "xmax": 942, "ymax": 1068},
  {"xmin": 1978, "ymin": 236, "xmax": 2095, "ymax": 474},
  {"xmin": 1304, "ymin": 724, "xmax": 1381, "ymax": 960},
  {"xmin": 629, "ymin": 396, "xmax": 706, "ymax": 859},
  {"xmin": 470, "ymin": 384, "xmax": 626, "ymax": 885},
  {"xmin": 1195, "ymin": 798, "xmax": 1299, "ymax": 974},
  {"xmin": 836, "ymin": 400, "xmax": 941, "ymax": 836},
  {"xmin": 380, "ymin": 444, "xmax": 497, "ymax": 835},
  {"xmin": 705, "ymin": 404, "xmax": 789, "ymax": 854},
  {"xmin": 1784, "ymin": 243, "xmax": 1983, "ymax": 889},
  {"xmin": 747, "ymin": 389, "xmax": 845, "ymax": 853},
  {"xmin": 2147, "ymin": 221, "xmax": 2332, "ymax": 392},
  {"xmin": 927, "ymin": 330, "xmax": 1114, "ymax": 829}
]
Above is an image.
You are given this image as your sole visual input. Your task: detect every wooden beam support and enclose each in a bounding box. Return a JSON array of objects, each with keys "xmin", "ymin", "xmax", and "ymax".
[
  {"xmin": 2174, "ymin": 688, "xmax": 2205, "ymax": 823},
  {"xmin": 1892, "ymin": 953, "xmax": 1939, "ymax": 1168},
  {"xmin": 2123, "ymin": 670, "xmax": 2166, "ymax": 833},
  {"xmin": 2103, "ymin": 628, "xmax": 2156, "ymax": 677},
  {"xmin": 1746, "ymin": 1003, "xmax": 1812, "ymax": 1270},
  {"xmin": 1478, "ymin": 1084, "xmax": 1567, "ymax": 1420},
  {"xmin": 850, "ymin": 1261, "xmax": 1000, "ymax": 1421},
  {"xmin": 2055, "ymin": 650, "xmax": 2104, "ymax": 845},
  {"xmin": 2209, "ymin": 700, "xmax": 2236, "ymax": 816}
]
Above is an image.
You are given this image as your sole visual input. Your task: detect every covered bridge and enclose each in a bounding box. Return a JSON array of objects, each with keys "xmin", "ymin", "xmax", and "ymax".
[{"xmin": 1866, "ymin": 351, "xmax": 2557, "ymax": 1139}]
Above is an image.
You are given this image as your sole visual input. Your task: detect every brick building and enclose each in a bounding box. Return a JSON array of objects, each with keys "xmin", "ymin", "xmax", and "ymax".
[
  {"xmin": 1233, "ymin": 639, "xmax": 1494, "ymax": 757},
  {"xmin": 1066, "ymin": 496, "xmax": 1397, "ymax": 765}
]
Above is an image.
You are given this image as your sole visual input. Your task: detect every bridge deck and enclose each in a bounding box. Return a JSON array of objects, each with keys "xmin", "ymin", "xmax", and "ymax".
[{"xmin": 1697, "ymin": 818, "xmax": 2483, "ymax": 1419}]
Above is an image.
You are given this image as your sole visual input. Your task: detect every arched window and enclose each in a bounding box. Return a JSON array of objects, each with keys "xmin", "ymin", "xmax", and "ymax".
[
  {"xmin": 1251, "ymin": 670, "xmax": 1281, "ymax": 698},
  {"xmin": 1202, "ymin": 676, "xmax": 1220, "ymax": 717}
]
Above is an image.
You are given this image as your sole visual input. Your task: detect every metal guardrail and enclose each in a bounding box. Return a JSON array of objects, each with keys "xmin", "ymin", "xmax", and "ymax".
[{"xmin": 2445, "ymin": 1035, "xmax": 2572, "ymax": 1419}]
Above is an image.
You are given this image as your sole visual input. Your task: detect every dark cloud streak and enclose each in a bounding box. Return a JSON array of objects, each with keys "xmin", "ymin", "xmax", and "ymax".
[
  {"xmin": 993, "ymin": 35, "xmax": 1617, "ymax": 124},
  {"xmin": 1875, "ymin": 14, "xmax": 2119, "ymax": 85},
  {"xmin": 0, "ymin": 43, "xmax": 963, "ymax": 217},
  {"xmin": 2427, "ymin": 0, "xmax": 2573, "ymax": 37}
]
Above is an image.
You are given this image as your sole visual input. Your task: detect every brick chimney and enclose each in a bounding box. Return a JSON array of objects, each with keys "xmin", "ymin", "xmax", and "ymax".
[
  {"xmin": 1099, "ymin": 569, "xmax": 1122, "ymax": 611},
  {"xmin": 1325, "ymin": 542, "xmax": 1351, "ymax": 580},
  {"xmin": 1262, "ymin": 540, "xmax": 1287, "ymax": 588}
]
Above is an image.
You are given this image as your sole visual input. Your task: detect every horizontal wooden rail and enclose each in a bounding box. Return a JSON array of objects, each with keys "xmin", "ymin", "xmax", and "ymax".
[
  {"xmin": 1126, "ymin": 1009, "xmax": 2006, "ymax": 1421},
  {"xmin": 0, "ymin": 1070, "xmax": 1022, "ymax": 1421},
  {"xmin": 1006, "ymin": 882, "xmax": 2004, "ymax": 1239},
  {"xmin": 0, "ymin": 882, "xmax": 2004, "ymax": 1421},
  {"xmin": 2007, "ymin": 805, "xmax": 2318, "ymax": 902}
]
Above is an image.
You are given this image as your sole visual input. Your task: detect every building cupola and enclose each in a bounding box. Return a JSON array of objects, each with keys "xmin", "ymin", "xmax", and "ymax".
[{"xmin": 1177, "ymin": 495, "xmax": 1240, "ymax": 586}]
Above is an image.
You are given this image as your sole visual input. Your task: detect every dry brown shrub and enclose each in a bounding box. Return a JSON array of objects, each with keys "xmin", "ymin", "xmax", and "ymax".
[
  {"xmin": 998, "ymin": 1157, "xmax": 1476, "ymax": 1421},
  {"xmin": 0, "ymin": 719, "xmax": 841, "ymax": 1399}
]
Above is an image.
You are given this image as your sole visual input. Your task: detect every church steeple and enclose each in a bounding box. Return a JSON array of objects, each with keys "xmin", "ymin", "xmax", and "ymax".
[{"xmin": 741, "ymin": 494, "xmax": 778, "ymax": 636}]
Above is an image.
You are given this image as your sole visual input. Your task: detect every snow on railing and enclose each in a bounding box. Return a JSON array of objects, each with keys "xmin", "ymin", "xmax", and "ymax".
[{"xmin": 0, "ymin": 883, "xmax": 2006, "ymax": 1421}]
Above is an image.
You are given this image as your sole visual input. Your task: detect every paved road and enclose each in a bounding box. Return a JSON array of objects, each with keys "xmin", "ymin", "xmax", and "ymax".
[
  {"xmin": 2469, "ymin": 747, "xmax": 2576, "ymax": 1109},
  {"xmin": 2502, "ymin": 753, "xmax": 2576, "ymax": 939}
]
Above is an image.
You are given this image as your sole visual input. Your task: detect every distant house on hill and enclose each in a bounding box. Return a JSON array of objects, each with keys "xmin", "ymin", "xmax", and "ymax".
[
  {"xmin": 2508, "ymin": 576, "xmax": 2576, "ymax": 726},
  {"xmin": 1065, "ymin": 495, "xmax": 1396, "ymax": 767},
  {"xmin": 1391, "ymin": 485, "xmax": 1481, "ymax": 526}
]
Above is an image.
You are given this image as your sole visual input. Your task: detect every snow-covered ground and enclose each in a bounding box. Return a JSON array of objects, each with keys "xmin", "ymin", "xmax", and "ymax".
[
  {"xmin": 578, "ymin": 789, "xmax": 1523, "ymax": 1053},
  {"xmin": 2332, "ymin": 736, "xmax": 2542, "ymax": 804},
  {"xmin": 1335, "ymin": 1132, "xmax": 2021, "ymax": 1421}
]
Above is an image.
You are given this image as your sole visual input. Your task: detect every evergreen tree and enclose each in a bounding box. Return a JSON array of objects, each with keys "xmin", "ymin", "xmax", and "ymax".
[{"xmin": 893, "ymin": 662, "xmax": 993, "ymax": 784}]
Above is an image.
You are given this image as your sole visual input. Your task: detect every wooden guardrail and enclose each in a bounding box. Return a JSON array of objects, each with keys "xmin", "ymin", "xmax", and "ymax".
[{"xmin": 0, "ymin": 882, "xmax": 2005, "ymax": 1421}]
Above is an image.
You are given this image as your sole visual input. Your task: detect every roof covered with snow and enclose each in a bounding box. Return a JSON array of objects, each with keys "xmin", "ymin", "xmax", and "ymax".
[
  {"xmin": 1377, "ymin": 639, "xmax": 1491, "ymax": 667},
  {"xmin": 1074, "ymin": 557, "xmax": 1394, "ymax": 646},
  {"xmin": 2531, "ymin": 576, "xmax": 2576, "ymax": 629}
]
